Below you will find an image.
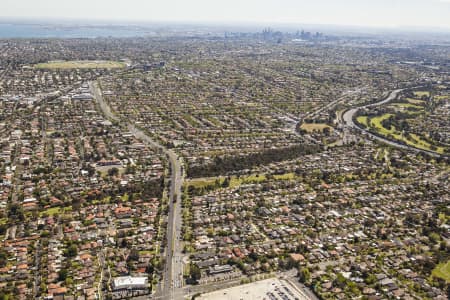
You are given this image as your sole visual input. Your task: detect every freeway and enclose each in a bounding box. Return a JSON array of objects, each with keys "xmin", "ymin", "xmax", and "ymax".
[
  {"xmin": 90, "ymin": 81, "xmax": 185, "ymax": 300},
  {"xmin": 342, "ymin": 88, "xmax": 442, "ymax": 158},
  {"xmin": 302, "ymin": 87, "xmax": 366, "ymax": 121}
]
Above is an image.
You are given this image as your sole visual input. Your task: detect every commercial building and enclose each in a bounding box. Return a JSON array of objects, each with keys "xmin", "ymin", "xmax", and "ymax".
[{"xmin": 112, "ymin": 276, "xmax": 148, "ymax": 291}]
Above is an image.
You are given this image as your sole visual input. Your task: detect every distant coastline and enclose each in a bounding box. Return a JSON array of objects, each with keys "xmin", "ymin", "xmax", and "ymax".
[
  {"xmin": 0, "ymin": 22, "xmax": 156, "ymax": 38},
  {"xmin": 0, "ymin": 18, "xmax": 449, "ymax": 39}
]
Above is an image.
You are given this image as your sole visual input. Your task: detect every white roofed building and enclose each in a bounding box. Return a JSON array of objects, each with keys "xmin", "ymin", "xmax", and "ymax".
[{"xmin": 112, "ymin": 276, "xmax": 148, "ymax": 291}]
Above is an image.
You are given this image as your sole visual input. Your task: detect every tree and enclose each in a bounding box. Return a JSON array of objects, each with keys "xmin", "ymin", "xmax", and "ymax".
[
  {"xmin": 65, "ymin": 277, "xmax": 73, "ymax": 286},
  {"xmin": 7, "ymin": 203, "xmax": 24, "ymax": 222},
  {"xmin": 0, "ymin": 249, "xmax": 8, "ymax": 267},
  {"xmin": 221, "ymin": 177, "xmax": 230, "ymax": 188},
  {"xmin": 58, "ymin": 269, "xmax": 68, "ymax": 281},
  {"xmin": 298, "ymin": 267, "xmax": 310, "ymax": 283},
  {"xmin": 334, "ymin": 273, "xmax": 347, "ymax": 288},
  {"xmin": 128, "ymin": 248, "xmax": 139, "ymax": 261},
  {"xmin": 365, "ymin": 273, "xmax": 377, "ymax": 285},
  {"xmin": 428, "ymin": 232, "xmax": 440, "ymax": 244},
  {"xmin": 190, "ymin": 263, "xmax": 201, "ymax": 283},
  {"xmin": 65, "ymin": 244, "xmax": 78, "ymax": 258},
  {"xmin": 145, "ymin": 264, "xmax": 154, "ymax": 274},
  {"xmin": 108, "ymin": 167, "xmax": 119, "ymax": 177},
  {"xmin": 125, "ymin": 165, "xmax": 136, "ymax": 174}
]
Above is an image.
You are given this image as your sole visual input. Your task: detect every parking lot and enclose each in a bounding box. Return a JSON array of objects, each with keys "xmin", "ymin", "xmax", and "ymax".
[{"xmin": 196, "ymin": 278, "xmax": 310, "ymax": 300}]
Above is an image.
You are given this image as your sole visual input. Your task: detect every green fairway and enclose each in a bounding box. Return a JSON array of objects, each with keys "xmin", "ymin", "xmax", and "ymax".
[
  {"xmin": 35, "ymin": 60, "xmax": 126, "ymax": 69},
  {"xmin": 435, "ymin": 95, "xmax": 449, "ymax": 99},
  {"xmin": 370, "ymin": 114, "xmax": 395, "ymax": 135},
  {"xmin": 405, "ymin": 98, "xmax": 426, "ymax": 105},
  {"xmin": 356, "ymin": 116, "xmax": 368, "ymax": 127},
  {"xmin": 389, "ymin": 103, "xmax": 423, "ymax": 110},
  {"xmin": 409, "ymin": 134, "xmax": 444, "ymax": 154},
  {"xmin": 413, "ymin": 91, "xmax": 430, "ymax": 98},
  {"xmin": 432, "ymin": 261, "xmax": 450, "ymax": 282},
  {"xmin": 366, "ymin": 114, "xmax": 444, "ymax": 154}
]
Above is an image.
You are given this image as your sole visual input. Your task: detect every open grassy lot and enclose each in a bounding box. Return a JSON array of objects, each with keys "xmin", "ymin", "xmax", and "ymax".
[
  {"xmin": 435, "ymin": 95, "xmax": 449, "ymax": 101},
  {"xmin": 389, "ymin": 103, "xmax": 423, "ymax": 110},
  {"xmin": 35, "ymin": 60, "xmax": 126, "ymax": 69},
  {"xmin": 39, "ymin": 207, "xmax": 61, "ymax": 217},
  {"xmin": 273, "ymin": 172, "xmax": 296, "ymax": 180},
  {"xmin": 38, "ymin": 206, "xmax": 72, "ymax": 217},
  {"xmin": 432, "ymin": 261, "xmax": 450, "ymax": 282},
  {"xmin": 186, "ymin": 173, "xmax": 267, "ymax": 189},
  {"xmin": 405, "ymin": 98, "xmax": 426, "ymax": 105},
  {"xmin": 300, "ymin": 123, "xmax": 333, "ymax": 133},
  {"xmin": 186, "ymin": 172, "xmax": 299, "ymax": 191},
  {"xmin": 186, "ymin": 177, "xmax": 223, "ymax": 189},
  {"xmin": 413, "ymin": 91, "xmax": 430, "ymax": 98},
  {"xmin": 229, "ymin": 174, "xmax": 267, "ymax": 187},
  {"xmin": 357, "ymin": 116, "xmax": 368, "ymax": 127}
]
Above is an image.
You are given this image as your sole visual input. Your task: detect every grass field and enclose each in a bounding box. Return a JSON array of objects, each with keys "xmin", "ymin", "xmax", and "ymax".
[
  {"xmin": 367, "ymin": 113, "xmax": 444, "ymax": 154},
  {"xmin": 35, "ymin": 60, "xmax": 126, "ymax": 69},
  {"xmin": 389, "ymin": 103, "xmax": 423, "ymax": 110},
  {"xmin": 39, "ymin": 207, "xmax": 61, "ymax": 217},
  {"xmin": 413, "ymin": 91, "xmax": 430, "ymax": 98},
  {"xmin": 370, "ymin": 114, "xmax": 395, "ymax": 135},
  {"xmin": 405, "ymin": 98, "xmax": 426, "ymax": 105},
  {"xmin": 186, "ymin": 172, "xmax": 299, "ymax": 191},
  {"xmin": 300, "ymin": 123, "xmax": 332, "ymax": 133},
  {"xmin": 187, "ymin": 174, "xmax": 267, "ymax": 190},
  {"xmin": 273, "ymin": 173, "xmax": 296, "ymax": 180},
  {"xmin": 409, "ymin": 133, "xmax": 431, "ymax": 148},
  {"xmin": 435, "ymin": 95, "xmax": 449, "ymax": 101},
  {"xmin": 432, "ymin": 261, "xmax": 450, "ymax": 282},
  {"xmin": 409, "ymin": 133, "xmax": 444, "ymax": 154},
  {"xmin": 356, "ymin": 116, "xmax": 368, "ymax": 127}
]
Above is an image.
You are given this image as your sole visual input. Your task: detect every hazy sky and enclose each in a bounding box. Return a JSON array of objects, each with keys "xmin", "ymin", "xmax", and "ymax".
[{"xmin": 2, "ymin": 0, "xmax": 450, "ymax": 29}]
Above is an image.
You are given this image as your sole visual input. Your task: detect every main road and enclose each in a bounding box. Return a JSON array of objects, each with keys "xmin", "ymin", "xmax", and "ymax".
[
  {"xmin": 90, "ymin": 81, "xmax": 184, "ymax": 300},
  {"xmin": 342, "ymin": 88, "xmax": 441, "ymax": 158}
]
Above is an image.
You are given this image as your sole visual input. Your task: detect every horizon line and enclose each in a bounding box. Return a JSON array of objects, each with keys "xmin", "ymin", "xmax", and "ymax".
[
  {"xmin": 0, "ymin": 15, "xmax": 450, "ymax": 35},
  {"xmin": 1, "ymin": 16, "xmax": 450, "ymax": 34}
]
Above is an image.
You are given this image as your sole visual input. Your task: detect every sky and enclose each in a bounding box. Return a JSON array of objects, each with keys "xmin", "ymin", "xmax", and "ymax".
[{"xmin": 2, "ymin": 0, "xmax": 450, "ymax": 29}]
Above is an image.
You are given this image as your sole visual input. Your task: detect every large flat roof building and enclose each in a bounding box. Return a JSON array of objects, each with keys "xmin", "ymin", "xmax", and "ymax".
[{"xmin": 112, "ymin": 276, "xmax": 148, "ymax": 291}]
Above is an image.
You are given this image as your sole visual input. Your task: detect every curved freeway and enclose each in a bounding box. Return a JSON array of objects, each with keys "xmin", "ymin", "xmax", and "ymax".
[
  {"xmin": 342, "ymin": 88, "xmax": 442, "ymax": 158},
  {"xmin": 90, "ymin": 81, "xmax": 184, "ymax": 300}
]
